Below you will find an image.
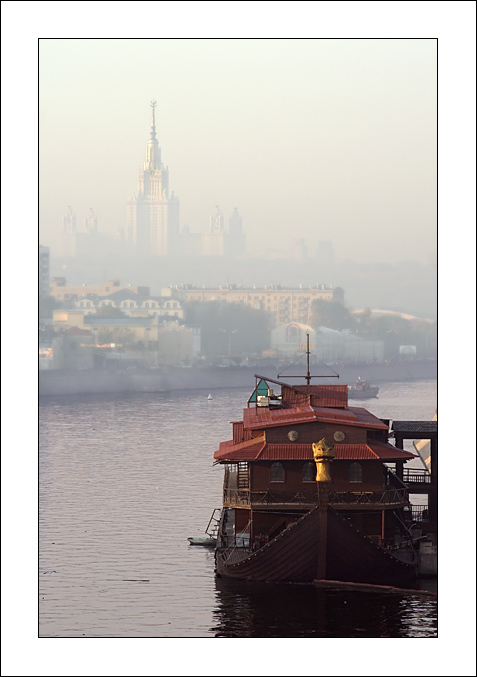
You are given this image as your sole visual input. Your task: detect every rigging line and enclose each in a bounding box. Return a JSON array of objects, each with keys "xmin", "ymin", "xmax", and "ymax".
[{"xmin": 278, "ymin": 353, "xmax": 339, "ymax": 379}]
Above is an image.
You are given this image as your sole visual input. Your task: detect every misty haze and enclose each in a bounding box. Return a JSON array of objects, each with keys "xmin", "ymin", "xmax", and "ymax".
[{"xmin": 39, "ymin": 39, "xmax": 437, "ymax": 379}]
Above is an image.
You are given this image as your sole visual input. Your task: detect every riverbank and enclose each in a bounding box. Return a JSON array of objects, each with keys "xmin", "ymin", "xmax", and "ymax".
[{"xmin": 39, "ymin": 360, "xmax": 437, "ymax": 397}]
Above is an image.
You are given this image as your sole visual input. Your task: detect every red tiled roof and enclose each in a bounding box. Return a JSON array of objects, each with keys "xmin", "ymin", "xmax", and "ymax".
[
  {"xmin": 242, "ymin": 404, "xmax": 387, "ymax": 431},
  {"xmin": 259, "ymin": 444, "xmax": 314, "ymax": 460},
  {"xmin": 282, "ymin": 384, "xmax": 349, "ymax": 408},
  {"xmin": 214, "ymin": 439, "xmax": 416, "ymax": 462},
  {"xmin": 365, "ymin": 440, "xmax": 417, "ymax": 461},
  {"xmin": 214, "ymin": 435, "xmax": 265, "ymax": 461}
]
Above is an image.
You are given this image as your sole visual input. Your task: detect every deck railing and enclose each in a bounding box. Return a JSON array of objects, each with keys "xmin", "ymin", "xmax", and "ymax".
[
  {"xmin": 404, "ymin": 504, "xmax": 429, "ymax": 522},
  {"xmin": 223, "ymin": 487, "xmax": 409, "ymax": 508},
  {"xmin": 328, "ymin": 488, "xmax": 408, "ymax": 507},
  {"xmin": 403, "ymin": 468, "xmax": 431, "ymax": 484}
]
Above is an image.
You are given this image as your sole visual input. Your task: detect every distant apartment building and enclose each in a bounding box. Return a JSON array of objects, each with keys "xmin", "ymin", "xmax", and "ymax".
[
  {"xmin": 75, "ymin": 290, "xmax": 184, "ymax": 321},
  {"xmin": 271, "ymin": 323, "xmax": 384, "ymax": 363},
  {"xmin": 174, "ymin": 284, "xmax": 334, "ymax": 326},
  {"xmin": 49, "ymin": 278, "xmax": 150, "ymax": 303},
  {"xmin": 39, "ymin": 245, "xmax": 50, "ymax": 296}
]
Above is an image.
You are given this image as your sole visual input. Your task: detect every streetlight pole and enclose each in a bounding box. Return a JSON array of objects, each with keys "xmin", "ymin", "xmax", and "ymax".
[
  {"xmin": 228, "ymin": 329, "xmax": 238, "ymax": 358},
  {"xmin": 219, "ymin": 328, "xmax": 238, "ymax": 361}
]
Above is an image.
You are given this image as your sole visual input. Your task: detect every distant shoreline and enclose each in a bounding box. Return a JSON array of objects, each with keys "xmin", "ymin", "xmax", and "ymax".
[{"xmin": 39, "ymin": 360, "xmax": 437, "ymax": 397}]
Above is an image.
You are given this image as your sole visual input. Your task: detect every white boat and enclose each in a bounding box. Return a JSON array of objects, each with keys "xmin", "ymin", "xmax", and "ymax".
[{"xmin": 187, "ymin": 537, "xmax": 217, "ymax": 547}]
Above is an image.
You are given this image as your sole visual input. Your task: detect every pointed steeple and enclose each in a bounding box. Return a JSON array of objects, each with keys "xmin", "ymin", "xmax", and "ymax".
[
  {"xmin": 150, "ymin": 99, "xmax": 157, "ymax": 140},
  {"xmin": 144, "ymin": 100, "xmax": 161, "ymax": 170}
]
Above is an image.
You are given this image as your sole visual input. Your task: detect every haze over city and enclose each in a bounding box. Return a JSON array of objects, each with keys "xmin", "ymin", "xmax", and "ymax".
[{"xmin": 39, "ymin": 37, "xmax": 436, "ymax": 267}]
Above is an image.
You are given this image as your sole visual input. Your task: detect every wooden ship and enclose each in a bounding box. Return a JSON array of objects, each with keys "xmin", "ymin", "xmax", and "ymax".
[{"xmin": 212, "ymin": 356, "xmax": 426, "ymax": 587}]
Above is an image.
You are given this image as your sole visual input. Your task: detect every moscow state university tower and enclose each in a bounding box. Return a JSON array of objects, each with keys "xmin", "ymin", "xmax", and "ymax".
[{"xmin": 127, "ymin": 101, "xmax": 180, "ymax": 256}]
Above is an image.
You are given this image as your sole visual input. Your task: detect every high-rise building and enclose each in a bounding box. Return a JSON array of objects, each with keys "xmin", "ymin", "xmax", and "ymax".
[
  {"xmin": 61, "ymin": 206, "xmax": 77, "ymax": 257},
  {"xmin": 183, "ymin": 206, "xmax": 246, "ymax": 257},
  {"xmin": 226, "ymin": 207, "xmax": 245, "ymax": 257},
  {"xmin": 291, "ymin": 238, "xmax": 308, "ymax": 261},
  {"xmin": 202, "ymin": 205, "xmax": 225, "ymax": 256},
  {"xmin": 83, "ymin": 208, "xmax": 98, "ymax": 234},
  {"xmin": 39, "ymin": 245, "xmax": 50, "ymax": 297},
  {"xmin": 127, "ymin": 101, "xmax": 180, "ymax": 256}
]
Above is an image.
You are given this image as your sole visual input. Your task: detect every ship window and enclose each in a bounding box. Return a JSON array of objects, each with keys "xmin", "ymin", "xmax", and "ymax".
[
  {"xmin": 349, "ymin": 462, "xmax": 363, "ymax": 483},
  {"xmin": 270, "ymin": 462, "xmax": 284, "ymax": 483},
  {"xmin": 302, "ymin": 462, "xmax": 315, "ymax": 482}
]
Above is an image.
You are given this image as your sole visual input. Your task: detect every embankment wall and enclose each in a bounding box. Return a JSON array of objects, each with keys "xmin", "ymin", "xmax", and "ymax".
[{"xmin": 39, "ymin": 361, "xmax": 437, "ymax": 397}]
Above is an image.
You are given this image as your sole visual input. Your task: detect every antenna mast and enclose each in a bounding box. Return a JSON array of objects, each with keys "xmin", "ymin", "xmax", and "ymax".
[
  {"xmin": 277, "ymin": 332, "xmax": 339, "ymax": 383},
  {"xmin": 306, "ymin": 333, "xmax": 311, "ymax": 385}
]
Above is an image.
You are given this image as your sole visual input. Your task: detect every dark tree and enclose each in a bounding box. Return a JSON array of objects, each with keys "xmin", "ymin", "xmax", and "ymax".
[
  {"xmin": 185, "ymin": 301, "xmax": 270, "ymax": 360},
  {"xmin": 309, "ymin": 299, "xmax": 356, "ymax": 331}
]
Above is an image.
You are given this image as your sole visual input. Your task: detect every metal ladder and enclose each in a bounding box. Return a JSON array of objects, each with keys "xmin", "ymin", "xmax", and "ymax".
[{"xmin": 206, "ymin": 508, "xmax": 221, "ymax": 539}]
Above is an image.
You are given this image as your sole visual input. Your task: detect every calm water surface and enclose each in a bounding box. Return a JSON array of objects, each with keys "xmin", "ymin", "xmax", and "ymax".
[{"xmin": 39, "ymin": 379, "xmax": 437, "ymax": 637}]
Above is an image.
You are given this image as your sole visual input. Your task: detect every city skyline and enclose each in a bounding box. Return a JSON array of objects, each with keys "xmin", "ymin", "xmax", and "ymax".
[{"xmin": 39, "ymin": 38, "xmax": 437, "ymax": 264}]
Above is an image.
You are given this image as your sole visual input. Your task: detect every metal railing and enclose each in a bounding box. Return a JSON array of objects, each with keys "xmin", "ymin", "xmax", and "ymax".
[
  {"xmin": 404, "ymin": 504, "xmax": 429, "ymax": 522},
  {"xmin": 403, "ymin": 468, "xmax": 431, "ymax": 484},
  {"xmin": 328, "ymin": 488, "xmax": 408, "ymax": 506},
  {"xmin": 223, "ymin": 487, "xmax": 409, "ymax": 508},
  {"xmin": 222, "ymin": 520, "xmax": 252, "ymax": 562}
]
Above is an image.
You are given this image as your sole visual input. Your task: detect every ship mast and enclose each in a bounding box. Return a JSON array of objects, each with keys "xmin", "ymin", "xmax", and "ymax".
[
  {"xmin": 306, "ymin": 332, "xmax": 311, "ymax": 385},
  {"xmin": 277, "ymin": 332, "xmax": 339, "ymax": 384}
]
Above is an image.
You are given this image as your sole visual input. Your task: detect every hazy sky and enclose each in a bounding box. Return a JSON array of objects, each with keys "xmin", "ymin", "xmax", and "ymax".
[{"xmin": 39, "ymin": 37, "xmax": 437, "ymax": 263}]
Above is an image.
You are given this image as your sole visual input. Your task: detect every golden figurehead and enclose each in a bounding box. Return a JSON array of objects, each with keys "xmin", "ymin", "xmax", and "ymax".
[{"xmin": 313, "ymin": 438, "xmax": 336, "ymax": 482}]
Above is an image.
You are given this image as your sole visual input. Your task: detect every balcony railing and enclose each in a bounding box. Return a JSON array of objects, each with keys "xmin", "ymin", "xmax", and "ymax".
[
  {"xmin": 403, "ymin": 504, "xmax": 429, "ymax": 522},
  {"xmin": 328, "ymin": 488, "xmax": 408, "ymax": 507},
  {"xmin": 223, "ymin": 487, "xmax": 409, "ymax": 508},
  {"xmin": 403, "ymin": 468, "xmax": 431, "ymax": 484}
]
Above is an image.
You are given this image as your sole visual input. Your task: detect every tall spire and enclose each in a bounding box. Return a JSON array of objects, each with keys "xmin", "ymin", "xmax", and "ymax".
[
  {"xmin": 144, "ymin": 99, "xmax": 161, "ymax": 170},
  {"xmin": 150, "ymin": 99, "xmax": 157, "ymax": 140}
]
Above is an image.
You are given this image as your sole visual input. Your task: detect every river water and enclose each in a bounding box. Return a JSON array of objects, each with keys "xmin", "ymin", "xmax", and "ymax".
[{"xmin": 39, "ymin": 379, "xmax": 437, "ymax": 639}]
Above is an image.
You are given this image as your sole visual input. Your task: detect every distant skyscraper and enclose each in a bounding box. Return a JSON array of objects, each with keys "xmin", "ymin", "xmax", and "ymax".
[
  {"xmin": 83, "ymin": 208, "xmax": 98, "ymax": 234},
  {"xmin": 203, "ymin": 205, "xmax": 226, "ymax": 255},
  {"xmin": 61, "ymin": 205, "xmax": 77, "ymax": 257},
  {"xmin": 127, "ymin": 101, "xmax": 180, "ymax": 256},
  {"xmin": 291, "ymin": 238, "xmax": 307, "ymax": 261},
  {"xmin": 183, "ymin": 205, "xmax": 246, "ymax": 257},
  {"xmin": 227, "ymin": 207, "xmax": 245, "ymax": 257},
  {"xmin": 39, "ymin": 245, "xmax": 50, "ymax": 296}
]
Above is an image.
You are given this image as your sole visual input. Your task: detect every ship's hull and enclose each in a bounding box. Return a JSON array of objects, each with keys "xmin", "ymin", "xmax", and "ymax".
[
  {"xmin": 348, "ymin": 387, "xmax": 379, "ymax": 399},
  {"xmin": 215, "ymin": 507, "xmax": 417, "ymax": 587}
]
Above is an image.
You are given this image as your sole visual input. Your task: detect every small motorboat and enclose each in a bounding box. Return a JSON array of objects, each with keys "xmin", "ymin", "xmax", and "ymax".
[
  {"xmin": 187, "ymin": 536, "xmax": 217, "ymax": 547},
  {"xmin": 348, "ymin": 377, "xmax": 379, "ymax": 399}
]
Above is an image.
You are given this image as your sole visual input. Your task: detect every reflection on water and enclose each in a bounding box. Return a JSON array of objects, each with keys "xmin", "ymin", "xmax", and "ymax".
[
  {"xmin": 212, "ymin": 577, "xmax": 437, "ymax": 638},
  {"xmin": 39, "ymin": 381, "xmax": 437, "ymax": 637}
]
